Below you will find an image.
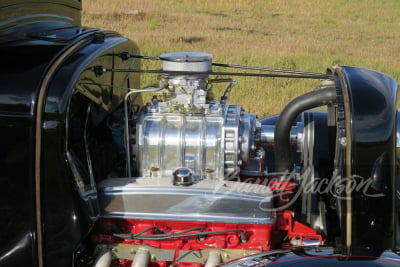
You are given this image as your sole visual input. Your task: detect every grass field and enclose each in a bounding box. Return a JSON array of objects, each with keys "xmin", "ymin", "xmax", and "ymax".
[{"xmin": 83, "ymin": 0, "xmax": 400, "ymax": 117}]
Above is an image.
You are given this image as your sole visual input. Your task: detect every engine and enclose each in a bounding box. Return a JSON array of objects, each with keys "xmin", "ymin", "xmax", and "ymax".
[
  {"xmin": 2, "ymin": 2, "xmax": 399, "ymax": 265},
  {"xmin": 79, "ymin": 52, "xmax": 398, "ymax": 267},
  {"xmin": 134, "ymin": 52, "xmax": 262, "ymax": 181}
]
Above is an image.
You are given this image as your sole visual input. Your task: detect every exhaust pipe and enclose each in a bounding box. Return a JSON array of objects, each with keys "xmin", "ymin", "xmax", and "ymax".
[
  {"xmin": 131, "ymin": 247, "xmax": 150, "ymax": 267},
  {"xmin": 93, "ymin": 249, "xmax": 112, "ymax": 267}
]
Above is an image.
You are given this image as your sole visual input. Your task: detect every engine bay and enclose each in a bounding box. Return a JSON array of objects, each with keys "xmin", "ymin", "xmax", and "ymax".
[{"xmin": 69, "ymin": 52, "xmax": 398, "ymax": 266}]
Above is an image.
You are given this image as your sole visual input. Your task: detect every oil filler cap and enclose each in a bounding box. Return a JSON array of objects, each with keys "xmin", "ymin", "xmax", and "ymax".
[{"xmin": 173, "ymin": 167, "xmax": 194, "ymax": 186}]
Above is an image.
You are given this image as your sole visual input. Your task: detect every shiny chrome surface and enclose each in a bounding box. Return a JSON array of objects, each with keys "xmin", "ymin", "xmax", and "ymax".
[
  {"xmin": 97, "ymin": 178, "xmax": 274, "ymax": 224},
  {"xmin": 136, "ymin": 113, "xmax": 225, "ymax": 179},
  {"xmin": 136, "ymin": 104, "xmax": 261, "ymax": 180},
  {"xmin": 124, "ymin": 87, "xmax": 164, "ymax": 177},
  {"xmin": 160, "ymin": 52, "xmax": 212, "ymax": 72},
  {"xmin": 173, "ymin": 167, "xmax": 194, "ymax": 186},
  {"xmin": 134, "ymin": 52, "xmax": 262, "ymax": 181},
  {"xmin": 223, "ymin": 105, "xmax": 242, "ymax": 176},
  {"xmin": 260, "ymin": 122, "xmax": 304, "ymax": 152},
  {"xmin": 156, "ymin": 75, "xmax": 210, "ymax": 112},
  {"xmin": 155, "ymin": 53, "xmax": 213, "ymax": 113}
]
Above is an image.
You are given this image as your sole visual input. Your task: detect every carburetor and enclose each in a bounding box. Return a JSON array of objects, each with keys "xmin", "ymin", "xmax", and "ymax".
[{"xmin": 134, "ymin": 52, "xmax": 265, "ymax": 182}]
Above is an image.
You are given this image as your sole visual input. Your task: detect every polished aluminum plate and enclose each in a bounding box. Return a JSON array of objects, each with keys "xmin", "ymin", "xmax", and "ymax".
[{"xmin": 97, "ymin": 178, "xmax": 275, "ymax": 224}]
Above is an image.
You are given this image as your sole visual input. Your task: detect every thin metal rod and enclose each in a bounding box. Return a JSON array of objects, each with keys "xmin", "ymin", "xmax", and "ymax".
[
  {"xmin": 124, "ymin": 87, "xmax": 164, "ymax": 177},
  {"xmin": 79, "ymin": 82, "xmax": 147, "ymax": 91},
  {"xmin": 84, "ymin": 104, "xmax": 96, "ymax": 189},
  {"xmin": 104, "ymin": 68, "xmax": 331, "ymax": 79},
  {"xmin": 212, "ymin": 62, "xmax": 325, "ymax": 76},
  {"xmin": 222, "ymin": 79, "xmax": 238, "ymax": 101},
  {"xmin": 126, "ymin": 54, "xmax": 327, "ymax": 77},
  {"xmin": 129, "ymin": 55, "xmax": 161, "ymax": 60}
]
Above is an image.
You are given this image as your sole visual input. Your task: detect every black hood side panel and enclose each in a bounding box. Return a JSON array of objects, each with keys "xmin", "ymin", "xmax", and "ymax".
[{"xmin": 0, "ymin": 0, "xmax": 81, "ymax": 28}]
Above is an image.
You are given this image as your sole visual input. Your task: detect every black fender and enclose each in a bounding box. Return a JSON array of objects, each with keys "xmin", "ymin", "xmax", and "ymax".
[{"xmin": 333, "ymin": 66, "xmax": 398, "ymax": 256}]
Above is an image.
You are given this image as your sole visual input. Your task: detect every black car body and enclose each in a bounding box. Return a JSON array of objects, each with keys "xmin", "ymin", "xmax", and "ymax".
[
  {"xmin": 1, "ymin": 1, "xmax": 400, "ymax": 267},
  {"xmin": 0, "ymin": 1, "xmax": 140, "ymax": 265}
]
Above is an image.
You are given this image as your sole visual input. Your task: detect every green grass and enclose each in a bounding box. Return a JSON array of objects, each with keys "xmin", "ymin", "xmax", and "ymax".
[
  {"xmin": 83, "ymin": 0, "xmax": 400, "ymax": 117},
  {"xmin": 146, "ymin": 19, "xmax": 160, "ymax": 29}
]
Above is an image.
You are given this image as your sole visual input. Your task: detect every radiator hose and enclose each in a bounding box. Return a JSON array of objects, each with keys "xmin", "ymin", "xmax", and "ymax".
[{"xmin": 274, "ymin": 86, "xmax": 337, "ymax": 175}]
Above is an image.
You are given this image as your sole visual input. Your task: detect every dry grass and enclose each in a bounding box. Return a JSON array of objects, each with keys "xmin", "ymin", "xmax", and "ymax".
[{"xmin": 83, "ymin": 0, "xmax": 400, "ymax": 117}]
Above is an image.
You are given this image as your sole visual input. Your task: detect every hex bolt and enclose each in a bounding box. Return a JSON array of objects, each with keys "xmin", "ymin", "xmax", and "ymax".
[{"xmin": 339, "ymin": 137, "xmax": 347, "ymax": 146}]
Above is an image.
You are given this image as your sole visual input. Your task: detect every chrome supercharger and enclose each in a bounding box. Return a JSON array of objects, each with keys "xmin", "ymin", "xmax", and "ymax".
[{"xmin": 132, "ymin": 52, "xmax": 308, "ymax": 182}]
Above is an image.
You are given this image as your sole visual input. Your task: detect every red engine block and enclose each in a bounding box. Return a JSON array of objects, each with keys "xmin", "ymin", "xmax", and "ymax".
[
  {"xmin": 89, "ymin": 180, "xmax": 322, "ymax": 267},
  {"xmin": 92, "ymin": 219, "xmax": 275, "ymax": 251},
  {"xmin": 90, "ymin": 213, "xmax": 321, "ymax": 266}
]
